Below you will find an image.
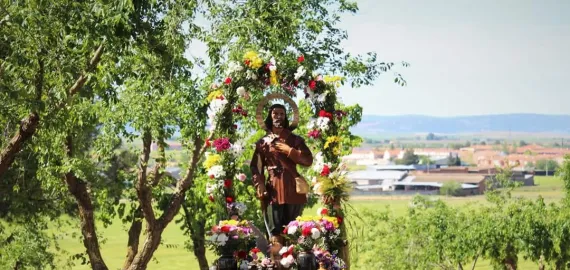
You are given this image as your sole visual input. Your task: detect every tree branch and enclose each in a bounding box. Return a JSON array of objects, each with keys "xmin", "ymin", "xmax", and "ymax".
[
  {"xmin": 159, "ymin": 131, "xmax": 211, "ymax": 226},
  {"xmin": 68, "ymin": 44, "xmax": 104, "ymax": 97},
  {"xmin": 0, "ymin": 57, "xmax": 43, "ymax": 178},
  {"xmin": 136, "ymin": 129, "xmax": 155, "ymax": 225},
  {"xmin": 122, "ymin": 206, "xmax": 143, "ymax": 270},
  {"xmin": 63, "ymin": 135, "xmax": 108, "ymax": 270},
  {"xmin": 470, "ymin": 253, "xmax": 480, "ymax": 270},
  {"xmin": 1, "ymin": 44, "xmax": 104, "ymax": 178}
]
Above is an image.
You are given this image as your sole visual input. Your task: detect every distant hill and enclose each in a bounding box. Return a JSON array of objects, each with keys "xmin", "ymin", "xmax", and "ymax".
[{"xmin": 352, "ymin": 114, "xmax": 570, "ymax": 135}]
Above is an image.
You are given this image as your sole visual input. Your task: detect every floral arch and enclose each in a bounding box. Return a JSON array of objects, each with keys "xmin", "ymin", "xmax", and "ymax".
[{"xmin": 203, "ymin": 50, "xmax": 358, "ymax": 270}]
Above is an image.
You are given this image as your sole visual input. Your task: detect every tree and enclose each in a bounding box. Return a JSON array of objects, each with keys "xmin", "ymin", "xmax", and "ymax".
[
  {"xmin": 519, "ymin": 140, "xmax": 528, "ymax": 147},
  {"xmin": 447, "ymin": 153, "xmax": 461, "ymax": 166},
  {"xmin": 426, "ymin": 133, "xmax": 436, "ymax": 141},
  {"xmin": 396, "ymin": 149, "xmax": 418, "ymax": 165},
  {"xmin": 440, "ymin": 182, "xmax": 462, "ymax": 196},
  {"xmin": 536, "ymin": 160, "xmax": 559, "ymax": 173}
]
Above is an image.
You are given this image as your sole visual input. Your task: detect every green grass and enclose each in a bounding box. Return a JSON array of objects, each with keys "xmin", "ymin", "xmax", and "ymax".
[{"xmin": 50, "ymin": 176, "xmax": 566, "ymax": 269}]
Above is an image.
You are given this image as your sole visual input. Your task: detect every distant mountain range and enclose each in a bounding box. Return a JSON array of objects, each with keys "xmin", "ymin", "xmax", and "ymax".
[{"xmin": 352, "ymin": 114, "xmax": 570, "ymax": 135}]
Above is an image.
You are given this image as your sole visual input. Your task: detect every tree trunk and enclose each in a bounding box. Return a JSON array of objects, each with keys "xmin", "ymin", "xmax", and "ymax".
[
  {"xmin": 122, "ymin": 206, "xmax": 143, "ymax": 270},
  {"xmin": 182, "ymin": 201, "xmax": 209, "ymax": 270},
  {"xmin": 503, "ymin": 257, "xmax": 517, "ymax": 270},
  {"xmin": 0, "ymin": 112, "xmax": 40, "ymax": 177},
  {"xmin": 126, "ymin": 224, "xmax": 164, "ymax": 270},
  {"xmin": 64, "ymin": 135, "xmax": 108, "ymax": 270},
  {"xmin": 124, "ymin": 132, "xmax": 209, "ymax": 270}
]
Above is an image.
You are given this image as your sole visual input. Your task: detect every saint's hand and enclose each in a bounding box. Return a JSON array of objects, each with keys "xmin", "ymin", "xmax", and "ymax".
[{"xmin": 273, "ymin": 142, "xmax": 292, "ymax": 155}]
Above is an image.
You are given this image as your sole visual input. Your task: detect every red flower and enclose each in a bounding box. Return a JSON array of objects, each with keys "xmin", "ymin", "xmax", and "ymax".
[
  {"xmin": 308, "ymin": 129, "xmax": 320, "ymax": 139},
  {"xmin": 224, "ymin": 179, "xmax": 232, "ymax": 188},
  {"xmin": 283, "ymin": 227, "xmax": 288, "ymax": 234},
  {"xmin": 209, "ymin": 174, "xmax": 215, "ymax": 179},
  {"xmin": 308, "ymin": 80, "xmax": 316, "ymax": 90},
  {"xmin": 318, "ymin": 110, "xmax": 333, "ymax": 120},
  {"xmin": 237, "ymin": 250, "xmax": 247, "ymax": 259},
  {"xmin": 244, "ymin": 59, "xmax": 251, "ymax": 66},
  {"xmin": 233, "ymin": 124, "xmax": 238, "ymax": 129},
  {"xmin": 241, "ymin": 111, "xmax": 248, "ymax": 117},
  {"xmin": 294, "ymin": 80, "xmax": 299, "ymax": 86},
  {"xmin": 208, "ymin": 195, "xmax": 214, "ymax": 202},
  {"xmin": 297, "ymin": 55, "xmax": 305, "ymax": 63},
  {"xmin": 321, "ymin": 165, "xmax": 330, "ymax": 176},
  {"xmin": 226, "ymin": 196, "xmax": 234, "ymax": 203},
  {"xmin": 224, "ymin": 77, "xmax": 232, "ymax": 85},
  {"xmin": 320, "ymin": 208, "xmax": 329, "ymax": 216},
  {"xmin": 302, "ymin": 227, "xmax": 312, "ymax": 237},
  {"xmin": 251, "ymin": 247, "xmax": 261, "ymax": 254},
  {"xmin": 221, "ymin": 225, "xmax": 231, "ymax": 233},
  {"xmin": 205, "ymin": 139, "xmax": 211, "ymax": 147},
  {"xmin": 337, "ymin": 216, "xmax": 343, "ymax": 224}
]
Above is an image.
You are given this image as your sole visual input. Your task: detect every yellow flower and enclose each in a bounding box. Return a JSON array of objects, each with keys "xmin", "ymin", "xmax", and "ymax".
[
  {"xmin": 207, "ymin": 90, "xmax": 224, "ymax": 102},
  {"xmin": 219, "ymin": 220, "xmax": 239, "ymax": 226},
  {"xmin": 324, "ymin": 75, "xmax": 343, "ymax": 88},
  {"xmin": 204, "ymin": 154, "xmax": 221, "ymax": 169},
  {"xmin": 243, "ymin": 51, "xmax": 263, "ymax": 69},
  {"xmin": 322, "ymin": 216, "xmax": 340, "ymax": 228},
  {"xmin": 270, "ymin": 70, "xmax": 278, "ymax": 85},
  {"xmin": 324, "ymin": 136, "xmax": 340, "ymax": 149}
]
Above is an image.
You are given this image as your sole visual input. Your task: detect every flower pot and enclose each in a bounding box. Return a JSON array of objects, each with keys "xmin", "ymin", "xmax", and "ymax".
[
  {"xmin": 217, "ymin": 254, "xmax": 238, "ymax": 270},
  {"xmin": 296, "ymin": 251, "xmax": 317, "ymax": 270}
]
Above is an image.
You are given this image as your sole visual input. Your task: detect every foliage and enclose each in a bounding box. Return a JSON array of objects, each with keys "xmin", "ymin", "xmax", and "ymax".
[
  {"xmin": 396, "ymin": 149, "xmax": 419, "ymax": 165},
  {"xmin": 536, "ymin": 159, "xmax": 560, "ymax": 172},
  {"xmin": 439, "ymin": 182, "xmax": 462, "ymax": 196}
]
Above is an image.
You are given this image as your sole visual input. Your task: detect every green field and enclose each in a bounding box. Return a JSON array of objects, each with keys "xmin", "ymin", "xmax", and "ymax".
[{"xmin": 51, "ymin": 176, "xmax": 565, "ymax": 269}]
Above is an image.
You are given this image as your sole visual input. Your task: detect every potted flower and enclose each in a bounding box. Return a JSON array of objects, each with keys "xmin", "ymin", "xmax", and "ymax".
[
  {"xmin": 207, "ymin": 219, "xmax": 257, "ymax": 270},
  {"xmin": 281, "ymin": 216, "xmax": 324, "ymax": 269}
]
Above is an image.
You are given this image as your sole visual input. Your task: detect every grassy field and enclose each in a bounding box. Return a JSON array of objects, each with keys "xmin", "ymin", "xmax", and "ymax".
[{"xmin": 51, "ymin": 176, "xmax": 565, "ymax": 269}]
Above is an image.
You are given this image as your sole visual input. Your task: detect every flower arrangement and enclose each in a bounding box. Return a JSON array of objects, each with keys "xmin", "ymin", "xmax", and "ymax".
[
  {"xmin": 206, "ymin": 219, "xmax": 256, "ymax": 256},
  {"xmin": 202, "ymin": 49, "xmax": 358, "ymax": 268}
]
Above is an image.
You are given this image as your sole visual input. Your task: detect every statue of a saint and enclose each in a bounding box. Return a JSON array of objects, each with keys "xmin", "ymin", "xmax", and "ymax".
[{"xmin": 250, "ymin": 101, "xmax": 313, "ymax": 256}]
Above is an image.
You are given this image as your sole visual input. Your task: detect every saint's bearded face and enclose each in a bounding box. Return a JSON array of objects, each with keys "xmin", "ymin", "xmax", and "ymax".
[{"xmin": 271, "ymin": 108, "xmax": 286, "ymax": 129}]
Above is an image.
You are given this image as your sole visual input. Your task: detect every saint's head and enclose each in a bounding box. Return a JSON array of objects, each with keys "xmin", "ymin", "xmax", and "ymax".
[{"xmin": 265, "ymin": 104, "xmax": 290, "ymax": 130}]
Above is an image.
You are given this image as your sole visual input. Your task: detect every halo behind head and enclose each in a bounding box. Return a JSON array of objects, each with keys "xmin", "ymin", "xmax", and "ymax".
[{"xmin": 256, "ymin": 93, "xmax": 299, "ymax": 131}]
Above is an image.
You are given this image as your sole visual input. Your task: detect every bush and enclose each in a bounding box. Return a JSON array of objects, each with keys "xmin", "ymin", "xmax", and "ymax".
[{"xmin": 439, "ymin": 182, "xmax": 462, "ymax": 196}]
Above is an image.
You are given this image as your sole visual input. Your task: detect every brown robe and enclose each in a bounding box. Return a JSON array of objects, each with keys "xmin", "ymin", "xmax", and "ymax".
[{"xmin": 250, "ymin": 129, "xmax": 313, "ymax": 205}]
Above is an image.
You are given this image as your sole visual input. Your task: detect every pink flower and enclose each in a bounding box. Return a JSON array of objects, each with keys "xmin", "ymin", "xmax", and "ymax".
[
  {"xmin": 237, "ymin": 173, "xmax": 247, "ymax": 182},
  {"xmin": 308, "ymin": 129, "xmax": 320, "ymax": 139},
  {"xmin": 213, "ymin": 138, "xmax": 231, "ymax": 152}
]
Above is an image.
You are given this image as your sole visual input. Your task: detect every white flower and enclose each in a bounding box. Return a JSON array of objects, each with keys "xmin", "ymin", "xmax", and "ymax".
[
  {"xmin": 312, "ymin": 71, "xmax": 319, "ymax": 78},
  {"xmin": 209, "ymin": 98, "xmax": 228, "ymax": 116},
  {"xmin": 279, "ymin": 247, "xmax": 289, "ymax": 255},
  {"xmin": 206, "ymin": 183, "xmax": 217, "ymax": 194},
  {"xmin": 207, "ymin": 165, "xmax": 226, "ymax": 179},
  {"xmin": 316, "ymin": 93, "xmax": 327, "ymax": 103},
  {"xmin": 311, "ymin": 176, "xmax": 318, "ymax": 184},
  {"xmin": 306, "ymin": 119, "xmax": 316, "ymax": 130},
  {"xmin": 246, "ymin": 70, "xmax": 258, "ymax": 80},
  {"xmin": 280, "ymin": 255, "xmax": 295, "ymax": 268},
  {"xmin": 209, "ymin": 234, "xmax": 218, "ymax": 242},
  {"xmin": 316, "ymin": 117, "xmax": 330, "ymax": 131},
  {"xmin": 294, "ymin": 66, "xmax": 306, "ymax": 80},
  {"xmin": 210, "ymin": 83, "xmax": 219, "ymax": 89},
  {"xmin": 236, "ymin": 86, "xmax": 246, "ymax": 97},
  {"xmin": 311, "ymin": 228, "xmax": 321, "ymax": 239},
  {"xmin": 217, "ymin": 180, "xmax": 225, "ymax": 186},
  {"xmin": 269, "ymin": 57, "xmax": 277, "ymax": 71},
  {"xmin": 217, "ymin": 233, "xmax": 229, "ymax": 246},
  {"xmin": 334, "ymin": 229, "xmax": 341, "ymax": 235},
  {"xmin": 234, "ymin": 202, "xmax": 247, "ymax": 215},
  {"xmin": 237, "ymin": 173, "xmax": 247, "ymax": 182},
  {"xmin": 226, "ymin": 61, "xmax": 243, "ymax": 74},
  {"xmin": 287, "ymin": 225, "xmax": 298, "ymax": 235},
  {"xmin": 313, "ymin": 182, "xmax": 323, "ymax": 195},
  {"xmin": 230, "ymin": 142, "xmax": 244, "ymax": 157}
]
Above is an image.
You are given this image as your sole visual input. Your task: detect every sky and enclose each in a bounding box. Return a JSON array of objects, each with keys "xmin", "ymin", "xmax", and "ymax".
[{"xmin": 336, "ymin": 0, "xmax": 570, "ymax": 116}]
